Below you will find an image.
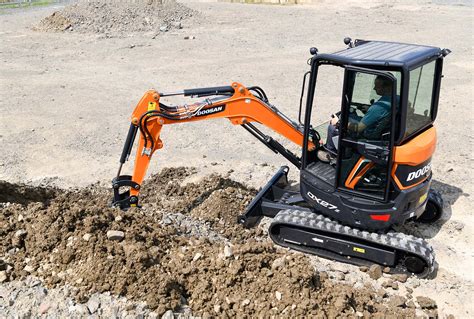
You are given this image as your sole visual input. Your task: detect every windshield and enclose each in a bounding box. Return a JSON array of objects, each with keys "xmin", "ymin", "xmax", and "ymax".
[{"xmin": 405, "ymin": 61, "xmax": 436, "ymax": 137}]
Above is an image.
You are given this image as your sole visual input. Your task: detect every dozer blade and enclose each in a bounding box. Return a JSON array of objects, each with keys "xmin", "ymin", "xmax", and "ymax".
[{"xmin": 269, "ymin": 209, "xmax": 435, "ymax": 278}]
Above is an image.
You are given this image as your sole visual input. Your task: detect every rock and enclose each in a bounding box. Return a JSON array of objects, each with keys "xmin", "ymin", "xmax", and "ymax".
[
  {"xmin": 241, "ymin": 299, "xmax": 250, "ymax": 306},
  {"xmin": 213, "ymin": 304, "xmax": 221, "ymax": 313},
  {"xmin": 275, "ymin": 291, "xmax": 282, "ymax": 301},
  {"xmin": 223, "ymin": 245, "xmax": 233, "ymax": 258},
  {"xmin": 184, "ymin": 35, "xmax": 195, "ymax": 40},
  {"xmin": 356, "ymin": 311, "xmax": 364, "ymax": 317},
  {"xmin": 107, "ymin": 230, "xmax": 125, "ymax": 241},
  {"xmin": 271, "ymin": 257, "xmax": 287, "ymax": 270},
  {"xmin": 406, "ymin": 300, "xmax": 416, "ymax": 308},
  {"xmin": 39, "ymin": 302, "xmax": 51, "ymax": 314},
  {"xmin": 383, "ymin": 267, "xmax": 391, "ymax": 274},
  {"xmin": 193, "ymin": 253, "xmax": 202, "ymax": 261},
  {"xmin": 359, "ymin": 266, "xmax": 368, "ymax": 272},
  {"xmin": 406, "ymin": 287, "xmax": 413, "ymax": 293},
  {"xmin": 24, "ymin": 265, "xmax": 35, "ymax": 273},
  {"xmin": 82, "ymin": 233, "xmax": 92, "ymax": 241},
  {"xmin": 392, "ymin": 273, "xmax": 408, "ymax": 283},
  {"xmin": 15, "ymin": 229, "xmax": 27, "ymax": 237},
  {"xmin": 161, "ymin": 310, "xmax": 174, "ymax": 319},
  {"xmin": 115, "ymin": 215, "xmax": 123, "ymax": 222},
  {"xmin": 416, "ymin": 296, "xmax": 437, "ymax": 309},
  {"xmin": 382, "ymin": 280, "xmax": 394, "ymax": 288},
  {"xmin": 159, "ymin": 25, "xmax": 169, "ymax": 32},
  {"xmin": 18, "ymin": 214, "xmax": 24, "ymax": 222},
  {"xmin": 332, "ymin": 272, "xmax": 345, "ymax": 281},
  {"xmin": 368, "ymin": 264, "xmax": 383, "ymax": 280},
  {"xmin": 25, "ymin": 276, "xmax": 41, "ymax": 287},
  {"xmin": 87, "ymin": 296, "xmax": 100, "ymax": 314},
  {"xmin": 0, "ymin": 271, "xmax": 8, "ymax": 283},
  {"xmin": 148, "ymin": 312, "xmax": 159, "ymax": 319},
  {"xmin": 171, "ymin": 21, "xmax": 182, "ymax": 29},
  {"xmin": 388, "ymin": 295, "xmax": 406, "ymax": 308}
]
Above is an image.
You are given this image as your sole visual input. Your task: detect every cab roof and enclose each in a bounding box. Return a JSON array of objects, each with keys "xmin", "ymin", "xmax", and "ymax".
[{"xmin": 315, "ymin": 40, "xmax": 443, "ymax": 69}]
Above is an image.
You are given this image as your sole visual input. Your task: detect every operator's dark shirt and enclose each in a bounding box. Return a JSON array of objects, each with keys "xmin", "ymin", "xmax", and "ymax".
[{"xmin": 360, "ymin": 95, "xmax": 391, "ymax": 136}]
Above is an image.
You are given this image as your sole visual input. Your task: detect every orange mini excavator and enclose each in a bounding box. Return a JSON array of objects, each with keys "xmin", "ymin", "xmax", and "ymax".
[{"xmin": 112, "ymin": 38, "xmax": 450, "ymax": 277}]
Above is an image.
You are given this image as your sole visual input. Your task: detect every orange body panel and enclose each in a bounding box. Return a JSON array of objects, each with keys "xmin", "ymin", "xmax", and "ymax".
[
  {"xmin": 128, "ymin": 82, "xmax": 315, "ymax": 196},
  {"xmin": 391, "ymin": 127, "xmax": 437, "ymax": 190},
  {"xmin": 345, "ymin": 157, "xmax": 375, "ymax": 189}
]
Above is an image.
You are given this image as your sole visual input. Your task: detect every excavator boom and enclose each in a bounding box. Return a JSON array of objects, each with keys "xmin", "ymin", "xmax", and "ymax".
[{"xmin": 112, "ymin": 82, "xmax": 315, "ymax": 209}]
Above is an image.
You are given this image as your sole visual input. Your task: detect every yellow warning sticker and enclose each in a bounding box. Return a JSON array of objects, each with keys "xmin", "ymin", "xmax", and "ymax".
[
  {"xmin": 353, "ymin": 247, "xmax": 365, "ymax": 254},
  {"xmin": 148, "ymin": 102, "xmax": 157, "ymax": 111},
  {"xmin": 419, "ymin": 192, "xmax": 428, "ymax": 204}
]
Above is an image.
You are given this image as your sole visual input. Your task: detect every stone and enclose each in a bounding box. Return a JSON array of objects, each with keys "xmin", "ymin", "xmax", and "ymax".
[
  {"xmin": 241, "ymin": 299, "xmax": 250, "ymax": 306},
  {"xmin": 171, "ymin": 21, "xmax": 182, "ymax": 29},
  {"xmin": 275, "ymin": 291, "xmax": 282, "ymax": 301},
  {"xmin": 406, "ymin": 287, "xmax": 413, "ymax": 293},
  {"xmin": 333, "ymin": 272, "xmax": 345, "ymax": 281},
  {"xmin": 159, "ymin": 25, "xmax": 169, "ymax": 32},
  {"xmin": 39, "ymin": 302, "xmax": 51, "ymax": 314},
  {"xmin": 87, "ymin": 296, "xmax": 100, "ymax": 314},
  {"xmin": 161, "ymin": 310, "xmax": 174, "ymax": 319},
  {"xmin": 213, "ymin": 304, "xmax": 221, "ymax": 313},
  {"xmin": 359, "ymin": 266, "xmax": 368, "ymax": 272},
  {"xmin": 115, "ymin": 215, "xmax": 123, "ymax": 222},
  {"xmin": 388, "ymin": 295, "xmax": 406, "ymax": 308},
  {"xmin": 0, "ymin": 271, "xmax": 8, "ymax": 283},
  {"xmin": 406, "ymin": 300, "xmax": 416, "ymax": 308},
  {"xmin": 193, "ymin": 253, "xmax": 202, "ymax": 261},
  {"xmin": 223, "ymin": 245, "xmax": 233, "ymax": 258},
  {"xmin": 392, "ymin": 273, "xmax": 408, "ymax": 283},
  {"xmin": 82, "ymin": 233, "xmax": 92, "ymax": 241},
  {"xmin": 382, "ymin": 280, "xmax": 394, "ymax": 288},
  {"xmin": 416, "ymin": 296, "xmax": 437, "ymax": 309},
  {"xmin": 15, "ymin": 229, "xmax": 27, "ymax": 237},
  {"xmin": 368, "ymin": 264, "xmax": 383, "ymax": 280},
  {"xmin": 271, "ymin": 257, "xmax": 286, "ymax": 270},
  {"xmin": 107, "ymin": 230, "xmax": 125, "ymax": 241},
  {"xmin": 24, "ymin": 265, "xmax": 35, "ymax": 273},
  {"xmin": 184, "ymin": 35, "xmax": 195, "ymax": 40},
  {"xmin": 383, "ymin": 267, "xmax": 391, "ymax": 273}
]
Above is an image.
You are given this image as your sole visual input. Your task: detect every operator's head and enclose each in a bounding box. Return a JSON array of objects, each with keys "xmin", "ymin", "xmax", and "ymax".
[{"xmin": 374, "ymin": 75, "xmax": 393, "ymax": 96}]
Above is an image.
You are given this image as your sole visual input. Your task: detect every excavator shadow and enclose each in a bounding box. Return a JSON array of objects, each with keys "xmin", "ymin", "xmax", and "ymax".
[{"xmin": 394, "ymin": 179, "xmax": 464, "ymax": 239}]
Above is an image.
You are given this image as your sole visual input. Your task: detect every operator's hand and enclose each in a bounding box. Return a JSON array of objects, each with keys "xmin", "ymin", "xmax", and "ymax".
[{"xmin": 330, "ymin": 114, "xmax": 339, "ymax": 126}]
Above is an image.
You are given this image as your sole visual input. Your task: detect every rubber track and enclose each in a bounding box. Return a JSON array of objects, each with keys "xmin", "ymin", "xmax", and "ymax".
[{"xmin": 270, "ymin": 209, "xmax": 435, "ymax": 278}]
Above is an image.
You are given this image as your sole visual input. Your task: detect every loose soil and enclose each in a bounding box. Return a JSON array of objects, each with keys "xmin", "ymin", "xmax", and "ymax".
[
  {"xmin": 35, "ymin": 0, "xmax": 196, "ymax": 35},
  {"xmin": 1, "ymin": 168, "xmax": 425, "ymax": 317}
]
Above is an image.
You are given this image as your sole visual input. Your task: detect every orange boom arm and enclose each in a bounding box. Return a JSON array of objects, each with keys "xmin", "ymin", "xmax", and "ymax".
[{"xmin": 112, "ymin": 82, "xmax": 316, "ymax": 208}]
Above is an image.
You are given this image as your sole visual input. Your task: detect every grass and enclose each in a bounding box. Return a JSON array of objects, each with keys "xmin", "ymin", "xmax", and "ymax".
[{"xmin": 0, "ymin": 0, "xmax": 57, "ymax": 10}]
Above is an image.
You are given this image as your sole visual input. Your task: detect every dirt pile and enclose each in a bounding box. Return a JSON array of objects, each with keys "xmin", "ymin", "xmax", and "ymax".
[
  {"xmin": 0, "ymin": 168, "xmax": 430, "ymax": 316},
  {"xmin": 35, "ymin": 0, "xmax": 196, "ymax": 35}
]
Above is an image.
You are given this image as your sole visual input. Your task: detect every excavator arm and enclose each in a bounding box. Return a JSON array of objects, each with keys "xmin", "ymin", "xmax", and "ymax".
[{"xmin": 112, "ymin": 82, "xmax": 316, "ymax": 209}]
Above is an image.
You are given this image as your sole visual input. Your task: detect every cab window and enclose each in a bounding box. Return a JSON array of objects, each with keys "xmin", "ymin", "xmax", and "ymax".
[{"xmin": 406, "ymin": 61, "xmax": 436, "ymax": 137}]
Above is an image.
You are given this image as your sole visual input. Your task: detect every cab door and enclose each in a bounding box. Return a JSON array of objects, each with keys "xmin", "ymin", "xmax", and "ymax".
[{"xmin": 336, "ymin": 67, "xmax": 397, "ymax": 201}]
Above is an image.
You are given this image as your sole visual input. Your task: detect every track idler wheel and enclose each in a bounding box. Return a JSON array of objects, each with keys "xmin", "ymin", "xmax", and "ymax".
[
  {"xmin": 402, "ymin": 255, "xmax": 427, "ymax": 274},
  {"xmin": 418, "ymin": 189, "xmax": 443, "ymax": 224}
]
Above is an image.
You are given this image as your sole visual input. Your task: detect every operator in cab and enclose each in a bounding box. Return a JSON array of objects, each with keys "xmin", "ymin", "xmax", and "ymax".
[{"xmin": 317, "ymin": 75, "xmax": 393, "ymax": 163}]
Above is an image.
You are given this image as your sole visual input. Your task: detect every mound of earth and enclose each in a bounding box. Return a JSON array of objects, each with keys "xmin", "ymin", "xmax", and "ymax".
[
  {"xmin": 0, "ymin": 168, "xmax": 431, "ymax": 317},
  {"xmin": 35, "ymin": 0, "xmax": 196, "ymax": 35}
]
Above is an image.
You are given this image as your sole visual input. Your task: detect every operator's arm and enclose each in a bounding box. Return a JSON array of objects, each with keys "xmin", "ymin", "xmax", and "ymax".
[{"xmin": 348, "ymin": 103, "xmax": 385, "ymax": 133}]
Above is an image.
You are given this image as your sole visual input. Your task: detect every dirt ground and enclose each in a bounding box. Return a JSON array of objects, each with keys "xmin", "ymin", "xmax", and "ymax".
[{"xmin": 0, "ymin": 0, "xmax": 473, "ymax": 317}]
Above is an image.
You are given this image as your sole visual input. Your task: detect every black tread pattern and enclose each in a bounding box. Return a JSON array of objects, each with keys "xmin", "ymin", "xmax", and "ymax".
[{"xmin": 271, "ymin": 209, "xmax": 435, "ymax": 277}]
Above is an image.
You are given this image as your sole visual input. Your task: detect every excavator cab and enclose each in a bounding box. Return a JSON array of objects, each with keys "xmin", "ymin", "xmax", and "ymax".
[{"xmin": 295, "ymin": 39, "xmax": 450, "ymax": 230}]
